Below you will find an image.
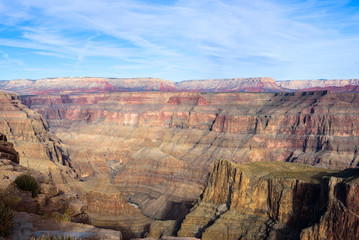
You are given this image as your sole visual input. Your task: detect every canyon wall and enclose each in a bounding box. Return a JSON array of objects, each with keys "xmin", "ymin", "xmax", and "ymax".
[
  {"xmin": 176, "ymin": 160, "xmax": 359, "ymax": 240},
  {"xmin": 19, "ymin": 91, "xmax": 359, "ymax": 231},
  {"xmin": 0, "ymin": 92, "xmax": 76, "ymax": 184}
]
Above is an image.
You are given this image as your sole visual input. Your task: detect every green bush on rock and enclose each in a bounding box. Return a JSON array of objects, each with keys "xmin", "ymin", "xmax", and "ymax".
[
  {"xmin": 0, "ymin": 200, "xmax": 14, "ymax": 237},
  {"xmin": 15, "ymin": 174, "xmax": 40, "ymax": 197}
]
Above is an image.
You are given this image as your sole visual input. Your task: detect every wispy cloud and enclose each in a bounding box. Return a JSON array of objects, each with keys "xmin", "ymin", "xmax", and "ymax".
[{"xmin": 0, "ymin": 0, "xmax": 358, "ymax": 80}]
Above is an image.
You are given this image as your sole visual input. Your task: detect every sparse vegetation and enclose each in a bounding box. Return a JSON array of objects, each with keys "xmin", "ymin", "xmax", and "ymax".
[
  {"xmin": 47, "ymin": 210, "xmax": 71, "ymax": 222},
  {"xmin": 0, "ymin": 199, "xmax": 14, "ymax": 237},
  {"xmin": 31, "ymin": 236, "xmax": 78, "ymax": 240},
  {"xmin": 14, "ymin": 174, "xmax": 40, "ymax": 197}
]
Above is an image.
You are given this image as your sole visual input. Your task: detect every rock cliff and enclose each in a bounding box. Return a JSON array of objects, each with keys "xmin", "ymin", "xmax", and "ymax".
[
  {"xmin": 0, "ymin": 133, "xmax": 123, "ymax": 240},
  {"xmin": 176, "ymin": 160, "xmax": 359, "ymax": 240},
  {"xmin": 0, "ymin": 92, "xmax": 76, "ymax": 184},
  {"xmin": 17, "ymin": 91, "xmax": 359, "ymax": 234}
]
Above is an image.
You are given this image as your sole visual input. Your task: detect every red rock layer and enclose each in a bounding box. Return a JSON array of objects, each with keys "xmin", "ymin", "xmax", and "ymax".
[{"xmin": 17, "ymin": 91, "xmax": 359, "ymax": 227}]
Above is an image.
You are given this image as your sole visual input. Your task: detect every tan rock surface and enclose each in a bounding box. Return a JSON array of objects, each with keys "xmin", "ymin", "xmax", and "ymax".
[
  {"xmin": 0, "ymin": 92, "xmax": 76, "ymax": 185},
  {"xmin": 0, "ymin": 133, "xmax": 118, "ymax": 239},
  {"xmin": 177, "ymin": 160, "xmax": 359, "ymax": 240},
  {"xmin": 17, "ymin": 91, "xmax": 359, "ymax": 234}
]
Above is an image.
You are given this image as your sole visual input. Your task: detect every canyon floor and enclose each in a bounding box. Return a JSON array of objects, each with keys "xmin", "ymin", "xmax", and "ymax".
[{"xmin": 1, "ymin": 77, "xmax": 359, "ymax": 239}]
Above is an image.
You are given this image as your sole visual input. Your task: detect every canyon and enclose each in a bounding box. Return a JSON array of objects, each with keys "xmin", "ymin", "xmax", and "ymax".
[{"xmin": 0, "ymin": 77, "xmax": 359, "ymax": 239}]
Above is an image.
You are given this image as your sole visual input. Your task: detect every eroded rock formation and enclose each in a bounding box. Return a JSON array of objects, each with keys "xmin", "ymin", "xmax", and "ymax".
[
  {"xmin": 0, "ymin": 133, "xmax": 122, "ymax": 240},
  {"xmin": 176, "ymin": 160, "xmax": 359, "ymax": 240},
  {"xmin": 16, "ymin": 91, "xmax": 359, "ymax": 237},
  {"xmin": 0, "ymin": 92, "xmax": 76, "ymax": 184}
]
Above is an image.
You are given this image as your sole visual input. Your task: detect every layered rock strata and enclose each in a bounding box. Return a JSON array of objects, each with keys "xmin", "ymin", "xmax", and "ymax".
[
  {"xmin": 0, "ymin": 92, "xmax": 76, "ymax": 184},
  {"xmin": 19, "ymin": 91, "xmax": 359, "ymax": 230},
  {"xmin": 177, "ymin": 160, "xmax": 359, "ymax": 240},
  {"xmin": 0, "ymin": 134, "xmax": 122, "ymax": 239}
]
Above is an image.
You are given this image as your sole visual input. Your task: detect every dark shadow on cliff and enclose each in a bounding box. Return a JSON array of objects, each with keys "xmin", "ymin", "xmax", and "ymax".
[
  {"xmin": 274, "ymin": 180, "xmax": 329, "ymax": 239},
  {"xmin": 275, "ymin": 168, "xmax": 359, "ymax": 239}
]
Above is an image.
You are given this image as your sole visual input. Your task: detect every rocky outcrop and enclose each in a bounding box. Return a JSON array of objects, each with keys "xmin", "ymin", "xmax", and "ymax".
[
  {"xmin": 0, "ymin": 92, "xmax": 76, "ymax": 184},
  {"xmin": 300, "ymin": 169, "xmax": 359, "ymax": 240},
  {"xmin": 177, "ymin": 160, "xmax": 359, "ymax": 240},
  {"xmin": 0, "ymin": 133, "xmax": 19, "ymax": 164},
  {"xmin": 176, "ymin": 77, "xmax": 285, "ymax": 92},
  {"xmin": 0, "ymin": 133, "xmax": 122, "ymax": 239}
]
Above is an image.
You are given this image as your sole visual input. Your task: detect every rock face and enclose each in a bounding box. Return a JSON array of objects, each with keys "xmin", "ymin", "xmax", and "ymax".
[
  {"xmin": 0, "ymin": 132, "xmax": 19, "ymax": 164},
  {"xmin": 0, "ymin": 77, "xmax": 180, "ymax": 95},
  {"xmin": 176, "ymin": 77, "xmax": 285, "ymax": 92},
  {"xmin": 0, "ymin": 133, "xmax": 122, "ymax": 240},
  {"xmin": 16, "ymin": 91, "xmax": 359, "ymax": 237},
  {"xmin": 278, "ymin": 79, "xmax": 359, "ymax": 92},
  {"xmin": 177, "ymin": 160, "xmax": 359, "ymax": 240},
  {"xmin": 0, "ymin": 92, "xmax": 76, "ymax": 184}
]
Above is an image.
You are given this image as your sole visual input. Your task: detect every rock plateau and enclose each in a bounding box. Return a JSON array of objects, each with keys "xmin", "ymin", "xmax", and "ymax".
[{"xmin": 176, "ymin": 160, "xmax": 359, "ymax": 240}]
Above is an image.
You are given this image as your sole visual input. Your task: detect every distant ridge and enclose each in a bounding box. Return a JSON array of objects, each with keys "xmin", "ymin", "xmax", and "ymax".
[
  {"xmin": 278, "ymin": 79, "xmax": 359, "ymax": 91},
  {"xmin": 176, "ymin": 77, "xmax": 285, "ymax": 92},
  {"xmin": 0, "ymin": 77, "xmax": 359, "ymax": 95}
]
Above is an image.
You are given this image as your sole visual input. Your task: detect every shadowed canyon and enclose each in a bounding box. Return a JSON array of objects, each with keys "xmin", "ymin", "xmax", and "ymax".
[{"xmin": 1, "ymin": 77, "xmax": 359, "ymax": 239}]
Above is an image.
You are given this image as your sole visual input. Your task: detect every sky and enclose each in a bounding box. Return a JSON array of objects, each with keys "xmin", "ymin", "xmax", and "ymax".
[{"xmin": 0, "ymin": 0, "xmax": 358, "ymax": 82}]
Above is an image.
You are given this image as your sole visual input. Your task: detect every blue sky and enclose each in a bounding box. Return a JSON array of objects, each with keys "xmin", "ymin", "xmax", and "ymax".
[{"xmin": 0, "ymin": 0, "xmax": 358, "ymax": 81}]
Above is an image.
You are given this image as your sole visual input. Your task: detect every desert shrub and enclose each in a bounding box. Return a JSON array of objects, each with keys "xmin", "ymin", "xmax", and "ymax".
[
  {"xmin": 0, "ymin": 200, "xmax": 14, "ymax": 237},
  {"xmin": 14, "ymin": 174, "xmax": 40, "ymax": 197}
]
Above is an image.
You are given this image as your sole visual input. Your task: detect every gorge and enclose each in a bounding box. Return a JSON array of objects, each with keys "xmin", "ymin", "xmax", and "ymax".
[{"xmin": 1, "ymin": 77, "xmax": 359, "ymax": 239}]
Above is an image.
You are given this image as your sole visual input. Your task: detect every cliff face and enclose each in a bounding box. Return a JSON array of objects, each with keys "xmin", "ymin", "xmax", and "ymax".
[
  {"xmin": 177, "ymin": 160, "xmax": 359, "ymax": 240},
  {"xmin": 0, "ymin": 92, "xmax": 76, "ymax": 184},
  {"xmin": 17, "ymin": 91, "xmax": 359, "ymax": 230},
  {"xmin": 0, "ymin": 133, "xmax": 123, "ymax": 240}
]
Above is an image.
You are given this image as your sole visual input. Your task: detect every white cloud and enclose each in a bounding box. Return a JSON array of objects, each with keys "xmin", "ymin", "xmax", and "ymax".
[{"xmin": 0, "ymin": 0, "xmax": 358, "ymax": 80}]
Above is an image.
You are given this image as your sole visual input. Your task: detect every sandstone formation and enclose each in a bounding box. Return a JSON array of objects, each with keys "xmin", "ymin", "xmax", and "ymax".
[
  {"xmin": 15, "ymin": 90, "xmax": 359, "ymax": 238},
  {"xmin": 176, "ymin": 77, "xmax": 285, "ymax": 92},
  {"xmin": 176, "ymin": 160, "xmax": 359, "ymax": 240},
  {"xmin": 0, "ymin": 92, "xmax": 76, "ymax": 184},
  {"xmin": 0, "ymin": 133, "xmax": 123, "ymax": 239},
  {"xmin": 0, "ymin": 132, "xmax": 19, "ymax": 164}
]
